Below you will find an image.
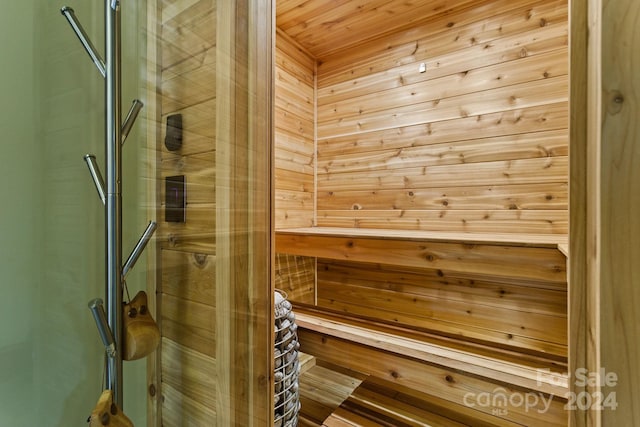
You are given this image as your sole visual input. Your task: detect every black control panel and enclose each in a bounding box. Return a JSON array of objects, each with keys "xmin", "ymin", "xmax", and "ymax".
[{"xmin": 165, "ymin": 175, "xmax": 186, "ymax": 223}]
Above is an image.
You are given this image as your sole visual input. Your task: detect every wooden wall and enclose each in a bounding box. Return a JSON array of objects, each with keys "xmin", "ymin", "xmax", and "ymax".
[
  {"xmin": 317, "ymin": 257, "xmax": 567, "ymax": 357},
  {"xmin": 274, "ymin": 28, "xmax": 317, "ymax": 304},
  {"xmin": 315, "ymin": 0, "xmax": 569, "ymax": 235},
  {"xmin": 275, "ymin": 254, "xmax": 315, "ymax": 304},
  {"xmin": 274, "ymin": 29, "xmax": 315, "ymax": 229},
  {"xmin": 154, "ymin": 1, "xmax": 274, "ymax": 425},
  {"xmin": 156, "ymin": 0, "xmax": 218, "ymax": 425}
]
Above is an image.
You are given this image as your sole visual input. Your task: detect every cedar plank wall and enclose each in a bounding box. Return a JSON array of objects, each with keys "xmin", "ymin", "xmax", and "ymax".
[
  {"xmin": 276, "ymin": 0, "xmax": 569, "ymax": 356},
  {"xmin": 317, "ymin": 258, "xmax": 567, "ymax": 358},
  {"xmin": 157, "ymin": 0, "xmax": 217, "ymax": 425},
  {"xmin": 274, "ymin": 30, "xmax": 316, "ymax": 304},
  {"xmin": 315, "ymin": 0, "xmax": 569, "ymax": 234},
  {"xmin": 274, "ymin": 30, "xmax": 315, "ymax": 230}
]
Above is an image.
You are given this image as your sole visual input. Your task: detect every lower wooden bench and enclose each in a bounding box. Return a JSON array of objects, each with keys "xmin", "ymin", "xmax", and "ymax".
[{"xmin": 296, "ymin": 308, "xmax": 569, "ymax": 426}]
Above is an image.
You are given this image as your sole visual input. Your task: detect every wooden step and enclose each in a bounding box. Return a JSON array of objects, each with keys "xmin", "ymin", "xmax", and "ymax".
[
  {"xmin": 323, "ymin": 376, "xmax": 523, "ymax": 427},
  {"xmin": 299, "ymin": 351, "xmax": 317, "ymax": 376},
  {"xmin": 298, "ymin": 364, "xmax": 364, "ymax": 426}
]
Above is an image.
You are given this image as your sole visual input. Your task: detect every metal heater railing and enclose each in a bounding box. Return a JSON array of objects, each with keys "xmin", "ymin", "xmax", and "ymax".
[{"xmin": 61, "ymin": 1, "xmax": 156, "ymax": 408}]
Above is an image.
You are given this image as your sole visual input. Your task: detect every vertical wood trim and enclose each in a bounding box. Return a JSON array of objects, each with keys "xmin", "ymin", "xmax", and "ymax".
[
  {"xmin": 575, "ymin": 0, "xmax": 640, "ymax": 424},
  {"xmin": 313, "ymin": 59, "xmax": 318, "ymax": 305},
  {"xmin": 599, "ymin": 0, "xmax": 640, "ymax": 425},
  {"xmin": 570, "ymin": 0, "xmax": 596, "ymax": 425},
  {"xmin": 215, "ymin": 0, "xmax": 233, "ymax": 420},
  {"xmin": 585, "ymin": 0, "xmax": 602, "ymax": 425},
  {"xmin": 146, "ymin": 0, "xmax": 162, "ymax": 425},
  {"xmin": 216, "ymin": 0, "xmax": 274, "ymax": 425},
  {"xmin": 313, "ymin": 59, "xmax": 318, "ymax": 228},
  {"xmin": 249, "ymin": 0, "xmax": 275, "ymax": 423}
]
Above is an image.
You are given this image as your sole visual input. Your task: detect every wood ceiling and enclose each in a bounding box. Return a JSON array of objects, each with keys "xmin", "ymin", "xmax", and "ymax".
[{"xmin": 276, "ymin": 0, "xmax": 485, "ymax": 59}]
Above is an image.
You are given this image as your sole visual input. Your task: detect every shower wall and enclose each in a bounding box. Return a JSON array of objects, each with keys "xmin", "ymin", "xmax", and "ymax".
[
  {"xmin": 0, "ymin": 1, "xmax": 150, "ymax": 425},
  {"xmin": 0, "ymin": 1, "xmax": 39, "ymax": 424}
]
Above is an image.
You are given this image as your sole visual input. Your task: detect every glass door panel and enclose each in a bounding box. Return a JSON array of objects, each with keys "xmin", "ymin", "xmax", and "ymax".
[{"xmin": 0, "ymin": 1, "xmax": 149, "ymax": 425}]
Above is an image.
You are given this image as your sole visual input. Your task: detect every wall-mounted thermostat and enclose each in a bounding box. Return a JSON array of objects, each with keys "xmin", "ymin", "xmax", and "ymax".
[{"xmin": 165, "ymin": 175, "xmax": 186, "ymax": 223}]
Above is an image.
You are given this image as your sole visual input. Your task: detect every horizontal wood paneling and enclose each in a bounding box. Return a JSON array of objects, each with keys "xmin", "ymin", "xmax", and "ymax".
[
  {"xmin": 315, "ymin": 0, "xmax": 568, "ymax": 235},
  {"xmin": 319, "ymin": 182, "xmax": 568, "ymax": 211},
  {"xmin": 317, "ymin": 76, "xmax": 568, "ymax": 139},
  {"xmin": 161, "ymin": 0, "xmax": 216, "ymax": 70},
  {"xmin": 158, "ymin": 1, "xmax": 218, "ymax": 424},
  {"xmin": 275, "ymin": 254, "xmax": 315, "ymax": 304},
  {"xmin": 317, "ymin": 260, "xmax": 567, "ymax": 356},
  {"xmin": 162, "ymin": 293, "xmax": 215, "ymax": 332},
  {"xmin": 162, "ymin": 383, "xmax": 216, "ymax": 427},
  {"xmin": 318, "ymin": 130, "xmax": 568, "ymax": 174},
  {"xmin": 319, "ymin": 260, "xmax": 567, "ymax": 317},
  {"xmin": 318, "ymin": 157, "xmax": 568, "ymax": 190},
  {"xmin": 161, "ymin": 249, "xmax": 215, "ymax": 301},
  {"xmin": 276, "ymin": 0, "xmax": 489, "ymax": 59},
  {"xmin": 274, "ymin": 28, "xmax": 317, "ymax": 301},
  {"xmin": 161, "ymin": 152, "xmax": 215, "ymax": 205},
  {"xmin": 317, "ymin": 102, "xmax": 568, "ymax": 157},
  {"xmin": 275, "ymin": 30, "xmax": 315, "ymax": 230},
  {"xmin": 317, "ymin": 49, "xmax": 568, "ymax": 122},
  {"xmin": 161, "ymin": 338, "xmax": 217, "ymax": 416},
  {"xmin": 161, "ymin": 250, "xmax": 215, "ymax": 358},
  {"xmin": 162, "ymin": 317, "xmax": 216, "ymax": 359},
  {"xmin": 158, "ymin": 202, "xmax": 215, "ymax": 253},
  {"xmin": 315, "ymin": 0, "xmax": 567, "ymax": 81}
]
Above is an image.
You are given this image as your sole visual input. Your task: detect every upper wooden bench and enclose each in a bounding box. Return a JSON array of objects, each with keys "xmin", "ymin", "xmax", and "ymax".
[
  {"xmin": 276, "ymin": 227, "xmax": 568, "ymax": 286},
  {"xmin": 279, "ymin": 227, "xmax": 569, "ymax": 423}
]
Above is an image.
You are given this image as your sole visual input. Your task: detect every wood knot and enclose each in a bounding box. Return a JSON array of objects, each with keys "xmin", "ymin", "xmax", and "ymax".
[
  {"xmin": 608, "ymin": 90, "xmax": 625, "ymax": 115},
  {"xmin": 445, "ymin": 375, "xmax": 455, "ymax": 383},
  {"xmin": 194, "ymin": 253, "xmax": 208, "ymax": 266}
]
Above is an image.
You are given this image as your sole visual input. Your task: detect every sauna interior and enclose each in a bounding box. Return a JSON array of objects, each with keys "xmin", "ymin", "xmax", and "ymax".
[
  {"xmin": 273, "ymin": 0, "xmax": 569, "ymax": 425},
  {"xmin": 153, "ymin": 0, "xmax": 569, "ymax": 425}
]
